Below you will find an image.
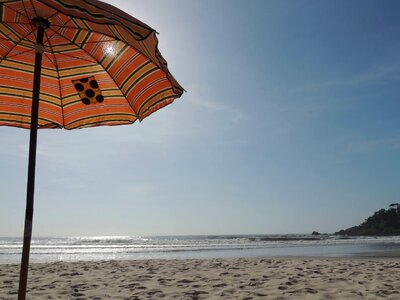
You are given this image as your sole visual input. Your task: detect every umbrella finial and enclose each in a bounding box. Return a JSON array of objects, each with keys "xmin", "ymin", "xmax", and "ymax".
[{"xmin": 31, "ymin": 16, "xmax": 51, "ymax": 29}]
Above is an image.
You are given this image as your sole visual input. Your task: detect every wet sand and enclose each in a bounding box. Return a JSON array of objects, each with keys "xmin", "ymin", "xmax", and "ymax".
[{"xmin": 1, "ymin": 257, "xmax": 400, "ymax": 299}]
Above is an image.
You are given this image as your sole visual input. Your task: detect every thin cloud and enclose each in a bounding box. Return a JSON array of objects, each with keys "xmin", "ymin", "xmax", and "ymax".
[
  {"xmin": 303, "ymin": 62, "xmax": 400, "ymax": 92},
  {"xmin": 187, "ymin": 95, "xmax": 247, "ymax": 122},
  {"xmin": 346, "ymin": 135, "xmax": 400, "ymax": 154}
]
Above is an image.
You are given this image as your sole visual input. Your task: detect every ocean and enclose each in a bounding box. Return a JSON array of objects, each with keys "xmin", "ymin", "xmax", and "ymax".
[{"xmin": 1, "ymin": 234, "xmax": 400, "ymax": 264}]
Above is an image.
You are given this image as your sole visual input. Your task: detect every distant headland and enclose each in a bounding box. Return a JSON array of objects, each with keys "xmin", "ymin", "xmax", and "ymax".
[{"xmin": 335, "ymin": 204, "xmax": 400, "ymax": 236}]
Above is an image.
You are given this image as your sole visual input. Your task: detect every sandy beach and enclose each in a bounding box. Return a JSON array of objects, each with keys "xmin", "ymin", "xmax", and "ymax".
[{"xmin": 1, "ymin": 257, "xmax": 400, "ymax": 299}]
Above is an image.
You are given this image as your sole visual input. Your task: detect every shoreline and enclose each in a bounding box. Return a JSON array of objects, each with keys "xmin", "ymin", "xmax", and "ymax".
[
  {"xmin": 3, "ymin": 235, "xmax": 400, "ymax": 264},
  {"xmin": 2, "ymin": 257, "xmax": 400, "ymax": 299}
]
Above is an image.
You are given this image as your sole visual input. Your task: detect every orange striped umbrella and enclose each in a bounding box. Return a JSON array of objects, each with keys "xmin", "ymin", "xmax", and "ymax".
[{"xmin": 0, "ymin": 1, "xmax": 183, "ymax": 298}]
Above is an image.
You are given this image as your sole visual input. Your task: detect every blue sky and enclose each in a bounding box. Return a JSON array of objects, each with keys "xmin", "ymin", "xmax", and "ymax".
[{"xmin": 1, "ymin": 0, "xmax": 400, "ymax": 237}]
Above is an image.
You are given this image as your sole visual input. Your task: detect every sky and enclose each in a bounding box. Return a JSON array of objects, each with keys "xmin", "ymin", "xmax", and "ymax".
[{"xmin": 1, "ymin": 0, "xmax": 400, "ymax": 237}]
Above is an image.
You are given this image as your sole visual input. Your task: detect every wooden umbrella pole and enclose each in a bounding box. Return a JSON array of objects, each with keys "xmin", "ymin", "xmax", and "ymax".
[{"xmin": 18, "ymin": 17, "xmax": 49, "ymax": 300}]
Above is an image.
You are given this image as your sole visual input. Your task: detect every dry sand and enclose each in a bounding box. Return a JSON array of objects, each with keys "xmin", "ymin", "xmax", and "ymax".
[{"xmin": 1, "ymin": 258, "xmax": 400, "ymax": 299}]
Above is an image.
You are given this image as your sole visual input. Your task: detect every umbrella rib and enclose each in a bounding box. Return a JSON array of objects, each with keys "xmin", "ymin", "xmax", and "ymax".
[
  {"xmin": 42, "ymin": 0, "xmax": 154, "ymax": 41},
  {"xmin": 0, "ymin": 36, "xmax": 32, "ymax": 42},
  {"xmin": 44, "ymin": 30, "xmax": 65, "ymax": 128},
  {"xmin": 49, "ymin": 22, "xmax": 169, "ymax": 81},
  {"xmin": 42, "ymin": 14, "xmax": 75, "ymax": 47},
  {"xmin": 50, "ymin": 24, "xmax": 126, "ymax": 45},
  {"xmin": 0, "ymin": 3, "xmax": 35, "ymax": 59},
  {"xmin": 2, "ymin": 3, "xmax": 30, "ymax": 20},
  {"xmin": 51, "ymin": 29, "xmax": 109, "ymax": 65},
  {"xmin": 40, "ymin": 15, "xmax": 117, "ymax": 65},
  {"xmin": 0, "ymin": 21, "xmax": 31, "ymax": 25},
  {"xmin": 1, "ymin": 47, "xmax": 35, "ymax": 61},
  {"xmin": 21, "ymin": 0, "xmax": 38, "ymax": 46},
  {"xmin": 28, "ymin": 0, "xmax": 39, "ymax": 20},
  {"xmin": 44, "ymin": 24, "xmax": 99, "ymax": 64},
  {"xmin": 46, "ymin": 50, "xmax": 97, "ymax": 64},
  {"xmin": 42, "ymin": 50, "xmax": 56, "ymax": 68},
  {"xmin": 47, "ymin": 10, "xmax": 62, "ymax": 22},
  {"xmin": 45, "ymin": 16, "xmax": 113, "ymax": 68},
  {"xmin": 42, "ymin": 12, "xmax": 81, "ymax": 129},
  {"xmin": 0, "ymin": 30, "xmax": 35, "ymax": 63},
  {"xmin": 43, "ymin": 39, "xmax": 117, "ymax": 47}
]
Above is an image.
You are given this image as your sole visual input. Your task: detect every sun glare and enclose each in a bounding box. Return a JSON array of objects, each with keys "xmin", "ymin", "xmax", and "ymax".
[{"xmin": 106, "ymin": 46, "xmax": 114, "ymax": 55}]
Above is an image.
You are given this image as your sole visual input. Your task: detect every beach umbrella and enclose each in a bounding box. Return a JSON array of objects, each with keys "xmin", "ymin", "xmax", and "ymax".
[{"xmin": 0, "ymin": 0, "xmax": 184, "ymax": 298}]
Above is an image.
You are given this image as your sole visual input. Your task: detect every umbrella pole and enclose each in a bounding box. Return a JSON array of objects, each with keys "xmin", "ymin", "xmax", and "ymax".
[{"xmin": 18, "ymin": 18, "xmax": 48, "ymax": 300}]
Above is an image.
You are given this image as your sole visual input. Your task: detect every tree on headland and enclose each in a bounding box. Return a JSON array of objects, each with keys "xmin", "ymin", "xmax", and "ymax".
[
  {"xmin": 335, "ymin": 204, "xmax": 400, "ymax": 236},
  {"xmin": 389, "ymin": 203, "xmax": 400, "ymax": 216}
]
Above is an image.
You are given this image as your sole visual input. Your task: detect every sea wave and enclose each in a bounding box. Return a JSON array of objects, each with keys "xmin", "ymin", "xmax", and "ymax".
[{"xmin": 2, "ymin": 235, "xmax": 400, "ymax": 263}]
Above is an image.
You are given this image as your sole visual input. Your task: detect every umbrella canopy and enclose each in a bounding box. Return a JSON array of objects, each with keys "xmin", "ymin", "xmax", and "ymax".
[
  {"xmin": 0, "ymin": 0, "xmax": 183, "ymax": 129},
  {"xmin": 0, "ymin": 1, "xmax": 183, "ymax": 299}
]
